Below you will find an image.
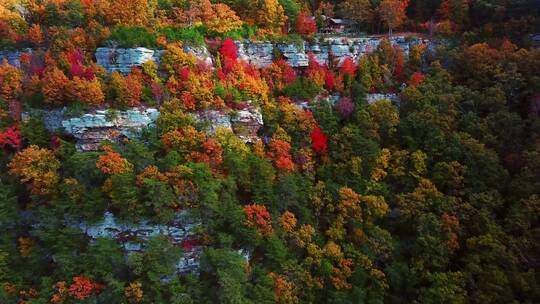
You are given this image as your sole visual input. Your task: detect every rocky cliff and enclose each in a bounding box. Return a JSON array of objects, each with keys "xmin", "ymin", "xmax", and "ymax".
[
  {"xmin": 237, "ymin": 36, "xmax": 426, "ymax": 68},
  {"xmin": 23, "ymin": 108, "xmax": 160, "ymax": 151},
  {"xmin": 93, "ymin": 36, "xmax": 427, "ymax": 73},
  {"xmin": 73, "ymin": 211, "xmax": 202, "ymax": 274},
  {"xmin": 95, "ymin": 45, "xmax": 213, "ymax": 74},
  {"xmin": 9, "ymin": 35, "xmax": 418, "ymax": 151},
  {"xmin": 28, "ymin": 105, "xmax": 264, "ymax": 151}
]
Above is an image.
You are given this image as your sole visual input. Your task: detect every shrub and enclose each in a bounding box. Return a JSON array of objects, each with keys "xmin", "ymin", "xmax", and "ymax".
[
  {"xmin": 221, "ymin": 24, "xmax": 258, "ymax": 40},
  {"xmin": 159, "ymin": 26, "xmax": 206, "ymax": 46},
  {"xmin": 281, "ymin": 78, "xmax": 322, "ymax": 100},
  {"xmin": 108, "ymin": 26, "xmax": 157, "ymax": 48}
]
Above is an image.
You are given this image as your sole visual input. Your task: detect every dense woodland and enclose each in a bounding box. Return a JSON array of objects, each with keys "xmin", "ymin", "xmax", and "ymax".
[{"xmin": 0, "ymin": 0, "xmax": 540, "ymax": 303}]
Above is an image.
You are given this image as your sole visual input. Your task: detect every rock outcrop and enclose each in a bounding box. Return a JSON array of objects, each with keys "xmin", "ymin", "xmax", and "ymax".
[
  {"xmin": 366, "ymin": 93, "xmax": 400, "ymax": 104},
  {"xmin": 192, "ymin": 110, "xmax": 232, "ymax": 134},
  {"xmin": 30, "ymin": 105, "xmax": 263, "ymax": 151},
  {"xmin": 74, "ymin": 211, "xmax": 202, "ymax": 274},
  {"xmin": 0, "ymin": 49, "xmax": 31, "ymax": 68},
  {"xmin": 95, "ymin": 47, "xmax": 156, "ymax": 74},
  {"xmin": 230, "ymin": 105, "xmax": 264, "ymax": 143},
  {"xmin": 95, "ymin": 46, "xmax": 213, "ymax": 74},
  {"xmin": 96, "ymin": 36, "xmax": 428, "ymax": 73},
  {"xmin": 61, "ymin": 108, "xmax": 159, "ymax": 151},
  {"xmin": 235, "ymin": 36, "xmax": 427, "ymax": 68},
  {"xmin": 73, "ymin": 211, "xmax": 250, "ymax": 275},
  {"xmin": 193, "ymin": 105, "xmax": 264, "ymax": 143},
  {"xmin": 24, "ymin": 107, "xmax": 159, "ymax": 151}
]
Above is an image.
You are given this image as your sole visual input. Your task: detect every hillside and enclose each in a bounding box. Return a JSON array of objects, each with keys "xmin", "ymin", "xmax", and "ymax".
[{"xmin": 0, "ymin": 0, "xmax": 539, "ymax": 303}]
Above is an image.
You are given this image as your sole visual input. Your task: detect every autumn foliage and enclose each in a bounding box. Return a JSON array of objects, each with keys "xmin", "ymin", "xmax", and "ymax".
[
  {"xmin": 406, "ymin": 73, "xmax": 423, "ymax": 90},
  {"xmin": 279, "ymin": 211, "xmax": 297, "ymax": 233},
  {"xmin": 311, "ymin": 126, "xmax": 328, "ymax": 154},
  {"xmin": 109, "ymin": 70, "xmax": 143, "ymax": 107},
  {"xmin": 379, "ymin": 0, "xmax": 409, "ymax": 34},
  {"xmin": 42, "ymin": 67, "xmax": 70, "ymax": 105},
  {"xmin": 0, "ymin": 60, "xmax": 23, "ymax": 102},
  {"xmin": 0, "ymin": 127, "xmax": 21, "ymax": 149},
  {"xmin": 244, "ymin": 203, "xmax": 273, "ymax": 236},
  {"xmin": 340, "ymin": 57, "xmax": 357, "ymax": 77},
  {"xmin": 0, "ymin": 1, "xmax": 538, "ymax": 302},
  {"xmin": 267, "ymin": 139, "xmax": 295, "ymax": 171},
  {"xmin": 96, "ymin": 145, "xmax": 134, "ymax": 175},
  {"xmin": 124, "ymin": 281, "xmax": 144, "ymax": 303},
  {"xmin": 296, "ymin": 11, "xmax": 317, "ymax": 36},
  {"xmin": 8, "ymin": 145, "xmax": 60, "ymax": 196},
  {"xmin": 68, "ymin": 276, "xmax": 104, "ymax": 300},
  {"xmin": 206, "ymin": 3, "xmax": 243, "ymax": 33},
  {"xmin": 103, "ymin": 0, "xmax": 156, "ymax": 26},
  {"xmin": 262, "ymin": 59, "xmax": 296, "ymax": 91},
  {"xmin": 68, "ymin": 77, "xmax": 105, "ymax": 106}
]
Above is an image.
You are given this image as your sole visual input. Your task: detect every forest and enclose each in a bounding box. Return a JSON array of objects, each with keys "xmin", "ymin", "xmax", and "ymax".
[{"xmin": 0, "ymin": 0, "xmax": 539, "ymax": 303}]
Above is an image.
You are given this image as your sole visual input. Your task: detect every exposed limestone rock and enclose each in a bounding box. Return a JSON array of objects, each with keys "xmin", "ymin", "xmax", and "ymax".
[
  {"xmin": 95, "ymin": 36, "xmax": 428, "ymax": 73},
  {"xmin": 96, "ymin": 46, "xmax": 213, "ymax": 74},
  {"xmin": 95, "ymin": 47, "xmax": 155, "ymax": 74},
  {"xmin": 24, "ymin": 107, "xmax": 160, "ymax": 151},
  {"xmin": 230, "ymin": 104, "xmax": 264, "ymax": 143},
  {"xmin": 0, "ymin": 49, "xmax": 31, "ymax": 68},
  {"xmin": 73, "ymin": 211, "xmax": 248, "ymax": 275},
  {"xmin": 73, "ymin": 211, "xmax": 202, "ymax": 274},
  {"xmin": 235, "ymin": 36, "xmax": 428, "ymax": 68},
  {"xmin": 366, "ymin": 93, "xmax": 400, "ymax": 104},
  {"xmin": 235, "ymin": 41, "xmax": 274, "ymax": 68},
  {"xmin": 30, "ymin": 105, "xmax": 263, "ymax": 150},
  {"xmin": 193, "ymin": 106, "xmax": 264, "ymax": 143},
  {"xmin": 277, "ymin": 43, "xmax": 309, "ymax": 67},
  {"xmin": 60, "ymin": 108, "xmax": 159, "ymax": 151},
  {"xmin": 192, "ymin": 110, "xmax": 232, "ymax": 134},
  {"xmin": 184, "ymin": 45, "xmax": 213, "ymax": 67}
]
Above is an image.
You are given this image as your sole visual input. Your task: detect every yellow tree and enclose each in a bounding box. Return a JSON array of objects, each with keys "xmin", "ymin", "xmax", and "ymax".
[
  {"xmin": 255, "ymin": 0, "xmax": 287, "ymax": 36},
  {"xmin": 268, "ymin": 272, "xmax": 299, "ymax": 304},
  {"xmin": 279, "ymin": 211, "xmax": 297, "ymax": 233},
  {"xmin": 124, "ymin": 281, "xmax": 143, "ymax": 303},
  {"xmin": 8, "ymin": 145, "xmax": 60, "ymax": 196},
  {"xmin": 104, "ymin": 0, "xmax": 157, "ymax": 26},
  {"xmin": 42, "ymin": 67, "xmax": 69, "ymax": 105},
  {"xmin": 206, "ymin": 3, "xmax": 243, "ymax": 33},
  {"xmin": 68, "ymin": 77, "xmax": 105, "ymax": 106},
  {"xmin": 172, "ymin": 0, "xmax": 213, "ymax": 27},
  {"xmin": 0, "ymin": 60, "xmax": 23, "ymax": 102}
]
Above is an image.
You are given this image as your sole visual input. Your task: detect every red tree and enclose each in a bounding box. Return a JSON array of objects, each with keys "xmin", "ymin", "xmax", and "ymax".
[
  {"xmin": 340, "ymin": 57, "xmax": 357, "ymax": 77},
  {"xmin": 408, "ymin": 71, "xmax": 425, "ymax": 87},
  {"xmin": 311, "ymin": 126, "xmax": 328, "ymax": 154},
  {"xmin": 296, "ymin": 11, "xmax": 317, "ymax": 36},
  {"xmin": 219, "ymin": 38, "xmax": 238, "ymax": 74},
  {"xmin": 67, "ymin": 49, "xmax": 94, "ymax": 80},
  {"xmin": 267, "ymin": 139, "xmax": 295, "ymax": 171},
  {"xmin": 68, "ymin": 276, "xmax": 104, "ymax": 300},
  {"xmin": 324, "ymin": 70, "xmax": 335, "ymax": 90},
  {"xmin": 244, "ymin": 204, "xmax": 273, "ymax": 236},
  {"xmin": 0, "ymin": 127, "xmax": 21, "ymax": 149},
  {"xmin": 220, "ymin": 38, "xmax": 238, "ymax": 61}
]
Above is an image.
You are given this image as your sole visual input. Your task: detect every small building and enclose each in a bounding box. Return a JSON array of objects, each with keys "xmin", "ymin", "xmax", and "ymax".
[{"xmin": 320, "ymin": 17, "xmax": 354, "ymax": 33}]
